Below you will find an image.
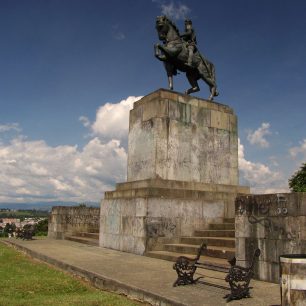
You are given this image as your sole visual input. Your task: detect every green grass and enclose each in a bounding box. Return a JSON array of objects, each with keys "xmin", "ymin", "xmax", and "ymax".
[{"xmin": 0, "ymin": 242, "xmax": 143, "ymax": 306}]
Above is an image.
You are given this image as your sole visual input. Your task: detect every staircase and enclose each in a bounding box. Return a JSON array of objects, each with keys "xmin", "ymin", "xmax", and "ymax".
[
  {"xmin": 65, "ymin": 231, "xmax": 99, "ymax": 246},
  {"xmin": 146, "ymin": 218, "xmax": 235, "ymax": 272}
]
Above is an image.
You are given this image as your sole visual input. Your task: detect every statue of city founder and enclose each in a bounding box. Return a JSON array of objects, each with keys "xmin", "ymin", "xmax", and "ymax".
[{"xmin": 154, "ymin": 16, "xmax": 218, "ymax": 101}]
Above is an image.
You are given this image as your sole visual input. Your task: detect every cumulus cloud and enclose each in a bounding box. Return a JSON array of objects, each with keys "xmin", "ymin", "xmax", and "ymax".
[
  {"xmin": 289, "ymin": 139, "xmax": 306, "ymax": 160},
  {"xmin": 160, "ymin": 2, "xmax": 191, "ymax": 20},
  {"xmin": 238, "ymin": 139, "xmax": 288, "ymax": 194},
  {"xmin": 91, "ymin": 96, "xmax": 142, "ymax": 144},
  {"xmin": 0, "ymin": 95, "xmax": 143, "ymax": 203},
  {"xmin": 0, "ymin": 137, "xmax": 127, "ymax": 203},
  {"xmin": 247, "ymin": 122, "xmax": 271, "ymax": 148}
]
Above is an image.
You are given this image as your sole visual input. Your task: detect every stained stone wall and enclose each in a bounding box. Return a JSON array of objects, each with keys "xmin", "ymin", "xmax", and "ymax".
[
  {"xmin": 235, "ymin": 193, "xmax": 306, "ymax": 283},
  {"xmin": 100, "ymin": 179, "xmax": 248, "ymax": 255},
  {"xmin": 48, "ymin": 206, "xmax": 100, "ymax": 239},
  {"xmin": 127, "ymin": 89, "xmax": 238, "ymax": 185},
  {"xmin": 100, "ymin": 89, "xmax": 249, "ymax": 255}
]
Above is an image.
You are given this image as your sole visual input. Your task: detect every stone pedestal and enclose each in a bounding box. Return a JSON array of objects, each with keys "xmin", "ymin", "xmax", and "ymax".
[
  {"xmin": 127, "ymin": 89, "xmax": 238, "ymax": 185},
  {"xmin": 100, "ymin": 89, "xmax": 249, "ymax": 255}
]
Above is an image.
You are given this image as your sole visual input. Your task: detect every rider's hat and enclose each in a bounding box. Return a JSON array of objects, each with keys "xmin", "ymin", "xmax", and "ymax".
[{"xmin": 185, "ymin": 19, "xmax": 192, "ymax": 24}]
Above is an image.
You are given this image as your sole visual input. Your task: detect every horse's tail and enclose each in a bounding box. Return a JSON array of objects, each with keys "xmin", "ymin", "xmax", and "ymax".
[{"xmin": 198, "ymin": 53, "xmax": 216, "ymax": 88}]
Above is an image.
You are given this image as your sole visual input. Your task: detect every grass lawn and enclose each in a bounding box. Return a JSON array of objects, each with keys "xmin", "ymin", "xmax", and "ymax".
[{"xmin": 0, "ymin": 241, "xmax": 144, "ymax": 306}]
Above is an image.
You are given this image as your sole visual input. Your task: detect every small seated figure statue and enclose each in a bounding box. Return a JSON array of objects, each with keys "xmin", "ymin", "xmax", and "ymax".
[{"xmin": 180, "ymin": 19, "xmax": 197, "ymax": 67}]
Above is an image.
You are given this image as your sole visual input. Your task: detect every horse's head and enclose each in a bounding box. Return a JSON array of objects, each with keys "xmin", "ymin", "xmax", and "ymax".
[
  {"xmin": 156, "ymin": 15, "xmax": 180, "ymax": 42},
  {"xmin": 156, "ymin": 15, "xmax": 169, "ymax": 41}
]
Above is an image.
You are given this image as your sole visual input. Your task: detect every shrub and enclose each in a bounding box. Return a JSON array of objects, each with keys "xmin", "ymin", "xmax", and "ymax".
[{"xmin": 289, "ymin": 163, "xmax": 306, "ymax": 192}]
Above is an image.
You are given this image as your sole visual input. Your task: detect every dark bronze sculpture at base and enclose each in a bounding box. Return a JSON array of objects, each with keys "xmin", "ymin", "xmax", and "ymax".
[{"xmin": 154, "ymin": 16, "xmax": 218, "ymax": 101}]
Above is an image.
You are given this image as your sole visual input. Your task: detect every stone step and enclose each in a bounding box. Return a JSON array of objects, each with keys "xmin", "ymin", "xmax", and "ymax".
[
  {"xmin": 163, "ymin": 243, "xmax": 235, "ymax": 259},
  {"xmin": 194, "ymin": 229, "xmax": 235, "ymax": 238},
  {"xmin": 209, "ymin": 223, "xmax": 235, "ymax": 230},
  {"xmin": 223, "ymin": 218, "xmax": 235, "ymax": 223},
  {"xmin": 76, "ymin": 232, "xmax": 99, "ymax": 240},
  {"xmin": 145, "ymin": 250, "xmax": 230, "ymax": 273},
  {"xmin": 65, "ymin": 235, "xmax": 99, "ymax": 246},
  {"xmin": 180, "ymin": 237, "xmax": 235, "ymax": 248}
]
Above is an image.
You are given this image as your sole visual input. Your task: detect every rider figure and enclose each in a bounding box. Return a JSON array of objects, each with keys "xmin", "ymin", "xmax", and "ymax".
[{"xmin": 180, "ymin": 19, "xmax": 197, "ymax": 67}]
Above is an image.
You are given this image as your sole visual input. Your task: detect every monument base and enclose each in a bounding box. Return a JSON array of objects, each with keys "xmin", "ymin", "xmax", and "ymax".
[{"xmin": 100, "ymin": 178, "xmax": 249, "ymax": 255}]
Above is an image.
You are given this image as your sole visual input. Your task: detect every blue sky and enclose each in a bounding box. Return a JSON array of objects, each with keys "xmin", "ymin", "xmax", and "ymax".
[{"xmin": 0, "ymin": 0, "xmax": 306, "ymax": 203}]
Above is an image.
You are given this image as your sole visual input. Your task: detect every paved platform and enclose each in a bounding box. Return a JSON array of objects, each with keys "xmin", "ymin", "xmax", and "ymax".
[{"xmin": 3, "ymin": 237, "xmax": 281, "ymax": 306}]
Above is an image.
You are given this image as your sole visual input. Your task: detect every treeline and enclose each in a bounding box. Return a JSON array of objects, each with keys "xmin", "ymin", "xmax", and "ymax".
[{"xmin": 0, "ymin": 209, "xmax": 49, "ymax": 220}]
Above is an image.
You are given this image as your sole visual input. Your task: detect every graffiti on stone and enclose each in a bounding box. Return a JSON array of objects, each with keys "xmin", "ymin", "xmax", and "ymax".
[
  {"xmin": 236, "ymin": 194, "xmax": 299, "ymax": 242},
  {"xmin": 146, "ymin": 218, "xmax": 176, "ymax": 238}
]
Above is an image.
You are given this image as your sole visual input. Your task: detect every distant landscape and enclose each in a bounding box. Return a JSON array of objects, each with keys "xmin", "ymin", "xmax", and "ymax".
[{"xmin": 0, "ymin": 201, "xmax": 100, "ymax": 211}]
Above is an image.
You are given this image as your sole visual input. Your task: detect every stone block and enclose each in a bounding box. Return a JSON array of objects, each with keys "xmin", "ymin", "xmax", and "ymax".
[
  {"xmin": 135, "ymin": 198, "xmax": 147, "ymax": 217},
  {"xmin": 127, "ymin": 89, "xmax": 238, "ymax": 185},
  {"xmin": 121, "ymin": 216, "xmax": 134, "ymax": 235},
  {"xmin": 106, "ymin": 214, "xmax": 120, "ymax": 234},
  {"xmin": 133, "ymin": 217, "xmax": 146, "ymax": 238},
  {"xmin": 120, "ymin": 199, "xmax": 136, "ymax": 216},
  {"xmin": 142, "ymin": 98, "xmax": 168, "ymax": 121},
  {"xmin": 133, "ymin": 237, "xmax": 146, "ymax": 254},
  {"xmin": 210, "ymin": 110, "xmax": 229, "ymax": 130},
  {"xmin": 235, "ymin": 215, "xmax": 253, "ymax": 238},
  {"xmin": 191, "ymin": 106, "xmax": 210, "ymax": 127},
  {"xmin": 235, "ymin": 237, "xmax": 246, "ymax": 261},
  {"xmin": 160, "ymin": 89, "xmax": 178, "ymax": 101}
]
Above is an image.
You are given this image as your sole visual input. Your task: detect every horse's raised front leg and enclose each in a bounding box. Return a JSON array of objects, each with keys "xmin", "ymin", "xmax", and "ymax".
[{"xmin": 154, "ymin": 44, "xmax": 166, "ymax": 61}]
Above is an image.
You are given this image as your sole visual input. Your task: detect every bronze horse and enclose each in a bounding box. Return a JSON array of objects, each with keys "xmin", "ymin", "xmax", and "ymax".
[{"xmin": 154, "ymin": 16, "xmax": 218, "ymax": 100}]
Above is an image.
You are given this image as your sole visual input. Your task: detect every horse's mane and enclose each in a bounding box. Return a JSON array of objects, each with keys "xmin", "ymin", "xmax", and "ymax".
[{"xmin": 164, "ymin": 16, "xmax": 180, "ymax": 36}]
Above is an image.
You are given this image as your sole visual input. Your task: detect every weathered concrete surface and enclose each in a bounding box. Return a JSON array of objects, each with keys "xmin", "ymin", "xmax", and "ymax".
[
  {"xmin": 235, "ymin": 193, "xmax": 306, "ymax": 283},
  {"xmin": 100, "ymin": 90, "xmax": 248, "ymax": 255},
  {"xmin": 2, "ymin": 237, "xmax": 281, "ymax": 306},
  {"xmin": 127, "ymin": 89, "xmax": 238, "ymax": 186},
  {"xmin": 48, "ymin": 206, "xmax": 100, "ymax": 239},
  {"xmin": 100, "ymin": 178, "xmax": 249, "ymax": 255}
]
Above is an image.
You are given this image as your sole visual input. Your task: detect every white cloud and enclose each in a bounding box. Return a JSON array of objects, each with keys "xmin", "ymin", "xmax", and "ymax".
[
  {"xmin": 238, "ymin": 139, "xmax": 288, "ymax": 194},
  {"xmin": 247, "ymin": 122, "xmax": 271, "ymax": 148},
  {"xmin": 289, "ymin": 139, "xmax": 306, "ymax": 160},
  {"xmin": 91, "ymin": 96, "xmax": 142, "ymax": 143},
  {"xmin": 0, "ymin": 136, "xmax": 127, "ymax": 203},
  {"xmin": 0, "ymin": 123, "xmax": 21, "ymax": 133},
  {"xmin": 79, "ymin": 116, "xmax": 91, "ymax": 128},
  {"xmin": 0, "ymin": 96, "xmax": 143, "ymax": 203},
  {"xmin": 160, "ymin": 2, "xmax": 190, "ymax": 20}
]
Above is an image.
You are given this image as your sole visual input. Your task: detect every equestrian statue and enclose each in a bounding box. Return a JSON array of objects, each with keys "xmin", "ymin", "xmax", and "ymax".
[{"xmin": 154, "ymin": 16, "xmax": 218, "ymax": 100}]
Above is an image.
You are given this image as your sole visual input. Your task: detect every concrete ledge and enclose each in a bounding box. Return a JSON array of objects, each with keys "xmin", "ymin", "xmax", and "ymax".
[
  {"xmin": 133, "ymin": 89, "xmax": 234, "ymax": 114},
  {"xmin": 116, "ymin": 178, "xmax": 249, "ymax": 194},
  {"xmin": 3, "ymin": 239, "xmax": 185, "ymax": 306}
]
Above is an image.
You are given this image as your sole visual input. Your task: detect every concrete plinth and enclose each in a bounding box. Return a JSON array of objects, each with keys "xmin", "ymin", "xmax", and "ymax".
[
  {"xmin": 100, "ymin": 89, "xmax": 248, "ymax": 255},
  {"xmin": 127, "ymin": 89, "xmax": 238, "ymax": 185}
]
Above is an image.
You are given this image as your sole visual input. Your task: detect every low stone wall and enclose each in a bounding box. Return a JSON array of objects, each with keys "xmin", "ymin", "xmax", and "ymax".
[
  {"xmin": 235, "ymin": 193, "xmax": 306, "ymax": 283},
  {"xmin": 48, "ymin": 206, "xmax": 100, "ymax": 239}
]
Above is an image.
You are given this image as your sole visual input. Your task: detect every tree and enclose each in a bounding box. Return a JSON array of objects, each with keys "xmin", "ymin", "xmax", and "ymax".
[
  {"xmin": 36, "ymin": 219, "xmax": 48, "ymax": 233},
  {"xmin": 289, "ymin": 163, "xmax": 306, "ymax": 192}
]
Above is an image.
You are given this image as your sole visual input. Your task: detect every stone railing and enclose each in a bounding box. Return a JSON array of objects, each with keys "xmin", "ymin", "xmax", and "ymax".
[
  {"xmin": 235, "ymin": 193, "xmax": 306, "ymax": 283},
  {"xmin": 48, "ymin": 206, "xmax": 100, "ymax": 239}
]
